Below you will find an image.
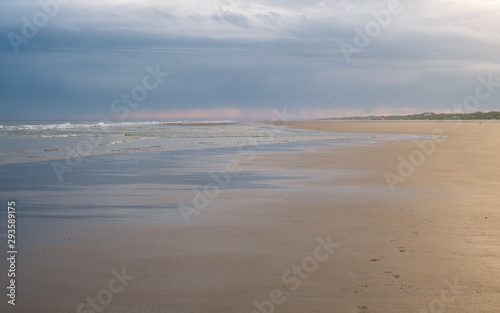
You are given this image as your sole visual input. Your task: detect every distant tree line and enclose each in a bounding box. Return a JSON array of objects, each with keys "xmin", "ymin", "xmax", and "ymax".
[{"xmin": 323, "ymin": 111, "xmax": 500, "ymax": 120}]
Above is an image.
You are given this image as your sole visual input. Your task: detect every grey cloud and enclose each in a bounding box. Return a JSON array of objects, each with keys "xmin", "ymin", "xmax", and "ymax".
[
  {"xmin": 1, "ymin": 0, "xmax": 499, "ymax": 119},
  {"xmin": 211, "ymin": 12, "xmax": 250, "ymax": 28}
]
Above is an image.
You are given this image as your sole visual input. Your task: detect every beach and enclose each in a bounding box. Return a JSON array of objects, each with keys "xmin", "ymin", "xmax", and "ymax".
[{"xmin": 1, "ymin": 120, "xmax": 499, "ymax": 313}]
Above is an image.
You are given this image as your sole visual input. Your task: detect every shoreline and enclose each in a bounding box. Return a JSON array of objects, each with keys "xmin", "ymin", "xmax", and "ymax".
[{"xmin": 0, "ymin": 120, "xmax": 435, "ymax": 166}]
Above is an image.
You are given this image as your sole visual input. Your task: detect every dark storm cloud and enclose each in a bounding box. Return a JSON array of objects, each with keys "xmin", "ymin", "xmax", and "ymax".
[{"xmin": 1, "ymin": 0, "xmax": 499, "ymax": 120}]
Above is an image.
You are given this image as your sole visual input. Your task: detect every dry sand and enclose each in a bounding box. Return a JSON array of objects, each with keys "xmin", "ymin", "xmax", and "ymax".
[{"xmin": 3, "ymin": 121, "xmax": 500, "ymax": 313}]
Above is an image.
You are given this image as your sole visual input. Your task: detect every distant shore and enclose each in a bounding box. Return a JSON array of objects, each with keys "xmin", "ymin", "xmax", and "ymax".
[{"xmin": 319, "ymin": 110, "xmax": 500, "ymax": 120}]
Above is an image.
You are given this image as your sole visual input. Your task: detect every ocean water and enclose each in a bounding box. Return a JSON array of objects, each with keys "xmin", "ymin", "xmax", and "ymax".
[{"xmin": 0, "ymin": 120, "xmax": 420, "ymax": 164}]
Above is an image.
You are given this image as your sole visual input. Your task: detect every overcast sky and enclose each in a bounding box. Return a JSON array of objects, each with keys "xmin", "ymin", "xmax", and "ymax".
[{"xmin": 1, "ymin": 0, "xmax": 499, "ymax": 120}]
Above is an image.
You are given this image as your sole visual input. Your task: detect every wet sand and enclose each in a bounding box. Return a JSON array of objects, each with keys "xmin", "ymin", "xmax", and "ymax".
[{"xmin": 1, "ymin": 121, "xmax": 499, "ymax": 313}]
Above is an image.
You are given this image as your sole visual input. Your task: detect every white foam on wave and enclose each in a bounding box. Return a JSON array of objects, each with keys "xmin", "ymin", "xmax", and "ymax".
[
  {"xmin": 0, "ymin": 120, "xmax": 241, "ymax": 132},
  {"xmin": 1, "ymin": 121, "xmax": 165, "ymax": 131},
  {"xmin": 39, "ymin": 134, "xmax": 80, "ymax": 138},
  {"xmin": 103, "ymin": 140, "xmax": 136, "ymax": 146},
  {"xmin": 3, "ymin": 123, "xmax": 86, "ymax": 131}
]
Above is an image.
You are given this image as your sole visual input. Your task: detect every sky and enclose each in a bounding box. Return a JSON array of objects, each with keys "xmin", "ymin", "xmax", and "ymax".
[{"xmin": 1, "ymin": 0, "xmax": 500, "ymax": 121}]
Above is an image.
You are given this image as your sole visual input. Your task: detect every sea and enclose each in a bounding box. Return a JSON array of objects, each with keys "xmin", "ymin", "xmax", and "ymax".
[
  {"xmin": 0, "ymin": 119, "xmax": 435, "ymax": 233},
  {"xmin": 0, "ymin": 120, "xmax": 419, "ymax": 165}
]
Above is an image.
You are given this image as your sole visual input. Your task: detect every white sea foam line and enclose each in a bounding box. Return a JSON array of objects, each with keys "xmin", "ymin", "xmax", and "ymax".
[
  {"xmin": 2, "ymin": 121, "xmax": 166, "ymax": 131},
  {"xmin": 39, "ymin": 134, "xmax": 80, "ymax": 138},
  {"xmin": 103, "ymin": 140, "xmax": 136, "ymax": 146}
]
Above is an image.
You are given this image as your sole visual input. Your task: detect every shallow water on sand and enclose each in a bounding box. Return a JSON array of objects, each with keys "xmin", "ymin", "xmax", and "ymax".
[{"xmin": 0, "ymin": 120, "xmax": 425, "ymax": 164}]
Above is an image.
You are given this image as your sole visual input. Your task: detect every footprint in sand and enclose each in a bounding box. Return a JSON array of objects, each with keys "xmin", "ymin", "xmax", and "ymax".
[
  {"xmin": 398, "ymin": 246, "xmax": 415, "ymax": 253},
  {"xmin": 353, "ymin": 284, "xmax": 368, "ymax": 293},
  {"xmin": 356, "ymin": 305, "xmax": 371, "ymax": 312},
  {"xmin": 384, "ymin": 271, "xmax": 400, "ymax": 279}
]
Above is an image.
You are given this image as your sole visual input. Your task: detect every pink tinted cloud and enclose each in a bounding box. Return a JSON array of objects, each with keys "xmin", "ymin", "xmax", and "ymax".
[
  {"xmin": 128, "ymin": 108, "xmax": 280, "ymax": 121},
  {"xmin": 130, "ymin": 108, "xmax": 243, "ymax": 120},
  {"xmin": 293, "ymin": 107, "xmax": 423, "ymax": 119},
  {"xmin": 124, "ymin": 106, "xmax": 427, "ymax": 121}
]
